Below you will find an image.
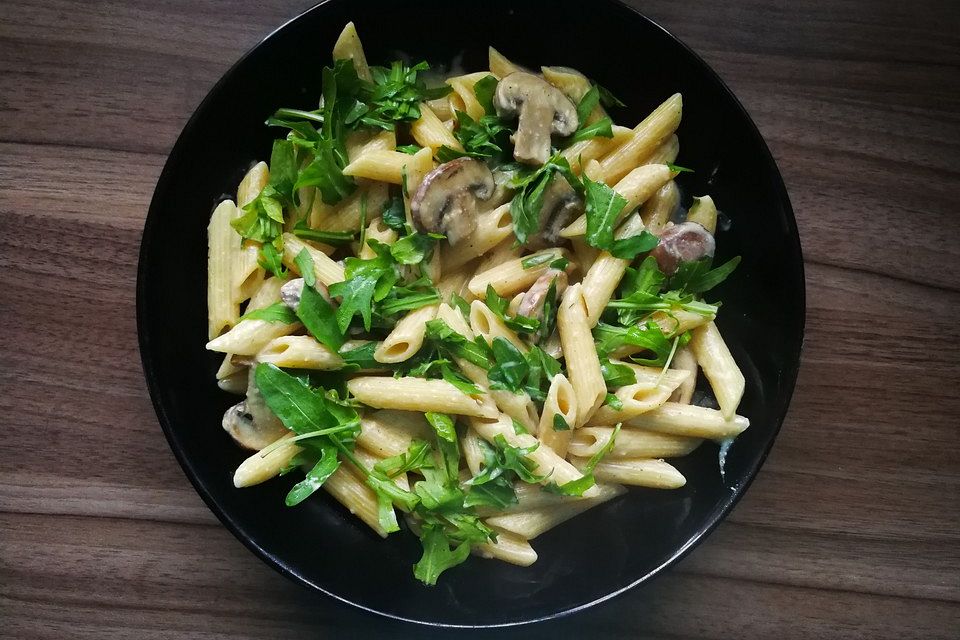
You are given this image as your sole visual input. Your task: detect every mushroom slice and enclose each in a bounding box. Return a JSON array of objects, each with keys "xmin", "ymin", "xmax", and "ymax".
[
  {"xmin": 518, "ymin": 269, "xmax": 568, "ymax": 320},
  {"xmin": 650, "ymin": 221, "xmax": 716, "ymax": 276},
  {"xmin": 280, "ymin": 278, "xmax": 304, "ymax": 310},
  {"xmin": 411, "ymin": 158, "xmax": 495, "ymax": 245},
  {"xmin": 494, "ymin": 72, "xmax": 579, "ymax": 165},
  {"xmin": 527, "ymin": 175, "xmax": 584, "ymax": 249},
  {"xmin": 221, "ymin": 370, "xmax": 290, "ymax": 450}
]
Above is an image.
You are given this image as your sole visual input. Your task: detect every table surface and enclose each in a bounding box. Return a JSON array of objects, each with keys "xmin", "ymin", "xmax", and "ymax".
[{"xmin": 2, "ymin": 1, "xmax": 959, "ymax": 638}]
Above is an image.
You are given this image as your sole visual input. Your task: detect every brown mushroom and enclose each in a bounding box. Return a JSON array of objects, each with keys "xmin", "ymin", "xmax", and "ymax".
[
  {"xmin": 494, "ymin": 72, "xmax": 579, "ymax": 165},
  {"xmin": 280, "ymin": 278, "xmax": 304, "ymax": 310},
  {"xmin": 518, "ymin": 269, "xmax": 569, "ymax": 320},
  {"xmin": 526, "ymin": 175, "xmax": 584, "ymax": 249},
  {"xmin": 221, "ymin": 370, "xmax": 288, "ymax": 450},
  {"xmin": 410, "ymin": 158, "xmax": 495, "ymax": 245},
  {"xmin": 650, "ymin": 221, "xmax": 716, "ymax": 275}
]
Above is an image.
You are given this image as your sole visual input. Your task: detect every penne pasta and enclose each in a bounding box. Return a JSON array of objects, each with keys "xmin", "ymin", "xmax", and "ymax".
[
  {"xmin": 622, "ymin": 402, "xmax": 749, "ymax": 440},
  {"xmin": 347, "ymin": 376, "xmax": 497, "ymax": 418},
  {"xmin": 568, "ymin": 426, "xmax": 701, "ymax": 459},
  {"xmin": 686, "ymin": 195, "xmax": 718, "ymax": 234},
  {"xmin": 558, "ymin": 284, "xmax": 606, "ymax": 426},
  {"xmin": 256, "ymin": 335, "xmax": 345, "ymax": 370},
  {"xmin": 207, "ymin": 200, "xmax": 241, "ymax": 339},
  {"xmin": 594, "ymin": 93, "xmax": 683, "ymax": 185},
  {"xmin": 689, "ymin": 321, "xmax": 744, "ymax": 420},
  {"xmin": 571, "ymin": 457, "xmax": 686, "ymax": 489},
  {"xmin": 537, "ymin": 373, "xmax": 578, "ymax": 456},
  {"xmin": 467, "ymin": 249, "xmax": 570, "ymax": 297},
  {"xmin": 484, "ymin": 483, "xmax": 625, "ymax": 539}
]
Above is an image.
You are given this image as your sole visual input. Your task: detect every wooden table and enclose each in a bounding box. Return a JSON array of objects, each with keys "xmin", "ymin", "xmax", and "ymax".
[{"xmin": 2, "ymin": 1, "xmax": 958, "ymax": 637}]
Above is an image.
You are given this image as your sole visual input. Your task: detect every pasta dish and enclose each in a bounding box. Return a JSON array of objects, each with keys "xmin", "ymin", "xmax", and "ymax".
[{"xmin": 205, "ymin": 22, "xmax": 748, "ymax": 584}]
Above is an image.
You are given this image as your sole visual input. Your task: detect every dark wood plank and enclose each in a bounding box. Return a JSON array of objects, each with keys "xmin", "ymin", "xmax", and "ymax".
[{"xmin": 1, "ymin": 0, "xmax": 959, "ymax": 638}]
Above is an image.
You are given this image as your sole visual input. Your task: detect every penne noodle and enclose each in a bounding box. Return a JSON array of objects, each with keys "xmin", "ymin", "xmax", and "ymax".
[
  {"xmin": 467, "ymin": 248, "xmax": 570, "ymax": 297},
  {"xmin": 357, "ymin": 409, "xmax": 432, "ymax": 458},
  {"xmin": 469, "ymin": 299, "xmax": 527, "ymax": 352},
  {"xmin": 568, "ymin": 426, "xmax": 701, "ymax": 459},
  {"xmin": 375, "ymin": 304, "xmax": 439, "ymax": 363},
  {"xmin": 558, "ymin": 284, "xmax": 606, "ymax": 426},
  {"xmin": 571, "ymin": 457, "xmax": 686, "ymax": 489},
  {"xmin": 324, "ymin": 465, "xmax": 390, "ymax": 538},
  {"xmin": 233, "ymin": 434, "xmax": 301, "ymax": 488},
  {"xmin": 689, "ymin": 321, "xmax": 745, "ymax": 420},
  {"xmin": 446, "ymin": 72, "xmax": 492, "ymax": 120},
  {"xmin": 256, "ymin": 335, "xmax": 344, "ymax": 370},
  {"xmin": 588, "ymin": 368, "xmax": 690, "ymax": 425},
  {"xmin": 237, "ymin": 161, "xmax": 269, "ymax": 208},
  {"xmin": 207, "ymin": 200, "xmax": 241, "ymax": 339},
  {"xmin": 411, "ymin": 102, "xmax": 462, "ymax": 152},
  {"xmin": 537, "ymin": 373, "xmax": 578, "ymax": 456},
  {"xmin": 474, "ymin": 529, "xmax": 538, "ymax": 566},
  {"xmin": 594, "ymin": 93, "xmax": 683, "ymax": 185},
  {"xmin": 484, "ymin": 483, "xmax": 625, "ymax": 539},
  {"xmin": 669, "ymin": 346, "xmax": 698, "ymax": 404},
  {"xmin": 280, "ymin": 233, "xmax": 345, "ymax": 286},
  {"xmin": 488, "ymin": 46, "xmax": 526, "ymax": 78},
  {"xmin": 579, "ymin": 213, "xmax": 647, "ymax": 325},
  {"xmin": 562, "ymin": 125, "xmax": 633, "ymax": 175},
  {"xmin": 347, "ymin": 376, "xmax": 497, "ymax": 418},
  {"xmin": 441, "ymin": 204, "xmax": 514, "ymax": 272},
  {"xmin": 640, "ymin": 180, "xmax": 680, "ymax": 234},
  {"xmin": 332, "ymin": 21, "xmax": 372, "ymax": 81},
  {"xmin": 686, "ymin": 195, "xmax": 718, "ymax": 234},
  {"xmin": 622, "ymin": 402, "xmax": 749, "ymax": 440}
]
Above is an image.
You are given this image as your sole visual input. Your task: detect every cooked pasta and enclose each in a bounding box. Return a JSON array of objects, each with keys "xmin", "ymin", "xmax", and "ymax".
[{"xmin": 204, "ymin": 23, "xmax": 747, "ymax": 585}]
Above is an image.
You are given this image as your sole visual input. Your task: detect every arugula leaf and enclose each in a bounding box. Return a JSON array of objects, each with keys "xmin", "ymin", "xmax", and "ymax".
[
  {"xmin": 328, "ymin": 241, "xmax": 397, "ymax": 332},
  {"xmin": 666, "ymin": 163, "xmax": 694, "ymax": 174},
  {"xmin": 374, "ymin": 439, "xmax": 434, "ymax": 478},
  {"xmin": 463, "ymin": 476, "xmax": 518, "ymax": 509},
  {"xmin": 597, "ymin": 84, "xmax": 626, "ymax": 108},
  {"xmin": 396, "ymin": 144, "xmax": 423, "ymax": 155},
  {"xmin": 521, "ymin": 252, "xmax": 563, "ymax": 269},
  {"xmin": 670, "ymin": 256, "xmax": 741, "ymax": 295},
  {"xmin": 537, "ymin": 278, "xmax": 559, "ymax": 344},
  {"xmin": 485, "ymin": 285, "xmax": 540, "ymax": 334},
  {"xmin": 285, "ymin": 442, "xmax": 339, "ymax": 506},
  {"xmin": 292, "ymin": 224, "xmax": 356, "ymax": 246},
  {"xmin": 546, "ymin": 424, "xmax": 621, "ymax": 496},
  {"xmin": 380, "ymin": 196, "xmax": 407, "ymax": 231},
  {"xmin": 254, "ymin": 363, "xmax": 360, "ymax": 437},
  {"xmin": 338, "ymin": 341, "xmax": 380, "ymax": 370},
  {"xmin": 294, "ymin": 248, "xmax": 316, "ymax": 287},
  {"xmin": 473, "ymin": 75, "xmax": 498, "ymax": 115},
  {"xmin": 266, "ymin": 108, "xmax": 323, "ymax": 141},
  {"xmin": 239, "ymin": 302, "xmax": 298, "ymax": 323},
  {"xmin": 424, "ymin": 319, "xmax": 493, "ymax": 368},
  {"xmin": 583, "ymin": 174, "xmax": 629, "ymax": 250},
  {"xmin": 363, "ymin": 61, "xmax": 450, "ymax": 130},
  {"xmin": 491, "ymin": 434, "xmax": 546, "ymax": 483},
  {"xmin": 508, "ymin": 155, "xmax": 581, "ymax": 245},
  {"xmin": 437, "ymin": 111, "xmax": 512, "ymax": 163},
  {"xmin": 449, "ymin": 293, "xmax": 471, "ymax": 318},
  {"xmin": 413, "ymin": 524, "xmax": 471, "ymax": 586},
  {"xmin": 524, "ymin": 345, "xmax": 560, "ymax": 401},
  {"xmin": 512, "ymin": 418, "xmax": 529, "ymax": 435},
  {"xmin": 256, "ymin": 241, "xmax": 287, "ymax": 278},
  {"xmin": 295, "ymin": 144, "xmax": 356, "ymax": 205},
  {"xmin": 599, "ymin": 356, "xmax": 636, "ymax": 388},
  {"xmin": 440, "ymin": 363, "xmax": 484, "ymax": 396},
  {"xmin": 266, "ymin": 138, "xmax": 299, "ymax": 202},
  {"xmin": 553, "ymin": 414, "xmax": 571, "ymax": 431},
  {"xmin": 390, "ymin": 231, "xmax": 436, "ymax": 265},
  {"xmin": 377, "ymin": 286, "xmax": 440, "ymax": 317},
  {"xmin": 593, "ymin": 321, "xmax": 676, "ymax": 366},
  {"xmin": 231, "ymin": 185, "xmax": 284, "ymax": 243},
  {"xmin": 488, "ymin": 337, "xmax": 529, "ymax": 393},
  {"xmin": 296, "ymin": 283, "xmax": 345, "ymax": 351},
  {"xmin": 604, "ymin": 392, "xmax": 624, "ymax": 411},
  {"xmin": 576, "ymin": 86, "xmax": 601, "ymax": 124},
  {"xmin": 609, "ymin": 231, "xmax": 659, "ymax": 259}
]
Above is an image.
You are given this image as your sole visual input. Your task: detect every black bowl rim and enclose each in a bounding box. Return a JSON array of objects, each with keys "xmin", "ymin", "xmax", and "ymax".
[{"xmin": 136, "ymin": 0, "xmax": 805, "ymax": 628}]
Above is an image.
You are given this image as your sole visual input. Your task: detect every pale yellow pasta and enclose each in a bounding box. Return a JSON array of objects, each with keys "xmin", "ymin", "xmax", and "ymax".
[
  {"xmin": 206, "ymin": 315, "xmax": 301, "ymax": 356},
  {"xmin": 572, "ymin": 457, "xmax": 686, "ymax": 489},
  {"xmin": 237, "ymin": 161, "xmax": 269, "ymax": 208},
  {"xmin": 400, "ymin": 146, "xmax": 436, "ymax": 223},
  {"xmin": 474, "ymin": 529, "xmax": 538, "ymax": 566},
  {"xmin": 343, "ymin": 149, "xmax": 422, "ymax": 184},
  {"xmin": 642, "ymin": 134, "xmax": 680, "ymax": 167},
  {"xmin": 356, "ymin": 410, "xmax": 431, "ymax": 458},
  {"xmin": 541, "ymin": 66, "xmax": 605, "ymax": 120},
  {"xmin": 582, "ymin": 158, "xmax": 603, "ymax": 181},
  {"xmin": 469, "ymin": 299, "xmax": 527, "ymax": 352},
  {"xmin": 562, "ymin": 125, "xmax": 633, "ymax": 175},
  {"xmin": 623, "ymin": 402, "xmax": 749, "ymax": 440},
  {"xmin": 537, "ymin": 373, "xmax": 578, "ymax": 456},
  {"xmin": 558, "ymin": 284, "xmax": 606, "ymax": 426},
  {"xmin": 324, "ymin": 465, "xmax": 389, "ymax": 537},
  {"xmin": 561, "ymin": 164, "xmax": 673, "ymax": 237},
  {"xmin": 425, "ymin": 96, "xmax": 454, "ymax": 120},
  {"xmin": 256, "ymin": 335, "xmax": 344, "ymax": 370},
  {"xmin": 469, "ymin": 415, "xmax": 598, "ymax": 497},
  {"xmin": 446, "ymin": 72, "xmax": 491, "ymax": 120},
  {"xmin": 609, "ymin": 309, "xmax": 713, "ymax": 360},
  {"xmin": 474, "ymin": 237, "xmax": 522, "ymax": 276},
  {"xmin": 441, "ymin": 204, "xmax": 514, "ymax": 272},
  {"xmin": 207, "ymin": 200, "xmax": 240, "ymax": 339},
  {"xmin": 332, "ymin": 21, "xmax": 372, "ymax": 81},
  {"xmin": 346, "ymin": 129, "xmax": 397, "ymax": 163},
  {"xmin": 233, "ymin": 433, "xmax": 301, "ymax": 488},
  {"xmin": 669, "ymin": 346, "xmax": 698, "ymax": 404},
  {"xmin": 359, "ymin": 217, "xmax": 398, "ymax": 259},
  {"xmin": 588, "ymin": 368, "xmax": 690, "ymax": 425},
  {"xmin": 579, "ymin": 213, "xmax": 647, "ymax": 325},
  {"xmin": 411, "ymin": 102, "xmax": 462, "ymax": 152},
  {"xmin": 232, "ymin": 244, "xmax": 264, "ymax": 305},
  {"xmin": 348, "ymin": 376, "xmax": 496, "ymax": 418},
  {"xmin": 594, "ymin": 93, "xmax": 682, "ymax": 185},
  {"xmin": 350, "ymin": 447, "xmax": 410, "ymax": 491},
  {"xmin": 689, "ymin": 321, "xmax": 744, "ymax": 420},
  {"xmin": 568, "ymin": 427, "xmax": 700, "ymax": 459},
  {"xmin": 280, "ymin": 233, "xmax": 345, "ymax": 286},
  {"xmin": 488, "ymin": 46, "xmax": 526, "ymax": 78},
  {"xmin": 375, "ymin": 304, "xmax": 439, "ymax": 364},
  {"xmin": 640, "ymin": 180, "xmax": 680, "ymax": 233},
  {"xmin": 461, "ymin": 427, "xmax": 486, "ymax": 476},
  {"xmin": 686, "ymin": 195, "xmax": 718, "ymax": 234},
  {"xmin": 467, "ymin": 248, "xmax": 569, "ymax": 297},
  {"xmin": 484, "ymin": 483, "xmax": 625, "ymax": 539},
  {"xmin": 312, "ymin": 181, "xmax": 390, "ymax": 232},
  {"xmin": 217, "ymin": 367, "xmax": 248, "ymax": 395}
]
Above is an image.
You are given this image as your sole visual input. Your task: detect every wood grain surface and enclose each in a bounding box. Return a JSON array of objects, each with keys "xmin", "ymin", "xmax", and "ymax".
[{"xmin": 2, "ymin": 1, "xmax": 959, "ymax": 638}]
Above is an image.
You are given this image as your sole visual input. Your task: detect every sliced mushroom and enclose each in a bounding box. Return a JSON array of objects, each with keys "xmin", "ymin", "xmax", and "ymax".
[
  {"xmin": 410, "ymin": 158, "xmax": 495, "ymax": 245},
  {"xmin": 221, "ymin": 370, "xmax": 289, "ymax": 450},
  {"xmin": 518, "ymin": 269, "xmax": 568, "ymax": 320},
  {"xmin": 494, "ymin": 72, "xmax": 579, "ymax": 165},
  {"xmin": 527, "ymin": 175, "xmax": 584, "ymax": 249},
  {"xmin": 280, "ymin": 278, "xmax": 304, "ymax": 310},
  {"xmin": 650, "ymin": 221, "xmax": 716, "ymax": 275}
]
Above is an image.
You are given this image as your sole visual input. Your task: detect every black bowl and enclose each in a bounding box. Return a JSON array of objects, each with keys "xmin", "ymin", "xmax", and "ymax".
[{"xmin": 138, "ymin": 0, "xmax": 804, "ymax": 627}]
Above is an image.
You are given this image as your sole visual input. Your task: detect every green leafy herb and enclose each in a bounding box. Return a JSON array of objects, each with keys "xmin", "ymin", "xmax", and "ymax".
[
  {"xmin": 254, "ymin": 363, "xmax": 360, "ymax": 438},
  {"xmin": 599, "ymin": 356, "xmax": 636, "ymax": 388},
  {"xmin": 537, "ymin": 278, "xmax": 559, "ymax": 344},
  {"xmin": 327, "ymin": 240, "xmax": 397, "ymax": 331},
  {"xmin": 363, "ymin": 61, "xmax": 451, "ymax": 130},
  {"xmin": 521, "ymin": 252, "xmax": 563, "ymax": 269},
  {"xmin": 583, "ymin": 174, "xmax": 628, "ymax": 250},
  {"xmin": 488, "ymin": 337, "xmax": 529, "ymax": 393},
  {"xmin": 597, "ymin": 84, "xmax": 626, "ymax": 108},
  {"xmin": 508, "ymin": 155, "xmax": 581, "ymax": 245},
  {"xmin": 473, "ymin": 75, "xmax": 499, "ymax": 115},
  {"xmin": 338, "ymin": 341, "xmax": 380, "ymax": 370},
  {"xmin": 604, "ymin": 392, "xmax": 624, "ymax": 411},
  {"xmin": 549, "ymin": 257, "xmax": 570, "ymax": 271},
  {"xmin": 547, "ymin": 423, "xmax": 621, "ymax": 496},
  {"xmin": 553, "ymin": 414, "xmax": 571, "ymax": 431},
  {"xmin": 666, "ymin": 163, "xmax": 694, "ymax": 174},
  {"xmin": 524, "ymin": 345, "xmax": 561, "ymax": 401},
  {"xmin": 231, "ymin": 184, "xmax": 284, "ymax": 243},
  {"xmin": 512, "ymin": 418, "xmax": 529, "ymax": 435},
  {"xmin": 437, "ymin": 111, "xmax": 512, "ymax": 163},
  {"xmin": 374, "ymin": 440, "xmax": 434, "ymax": 478},
  {"xmin": 567, "ymin": 86, "xmax": 614, "ymax": 144},
  {"xmin": 463, "ymin": 477, "xmax": 518, "ymax": 509},
  {"xmin": 670, "ymin": 256, "xmax": 741, "ymax": 295},
  {"xmin": 390, "ymin": 231, "xmax": 437, "ymax": 265},
  {"xmin": 485, "ymin": 285, "xmax": 540, "ymax": 334},
  {"xmin": 449, "ymin": 293, "xmax": 471, "ymax": 318},
  {"xmin": 396, "ymin": 144, "xmax": 423, "ymax": 155},
  {"xmin": 608, "ymin": 231, "xmax": 660, "ymax": 259},
  {"xmin": 594, "ymin": 321, "xmax": 676, "ymax": 366},
  {"xmin": 292, "ymin": 224, "xmax": 356, "ymax": 246},
  {"xmin": 285, "ymin": 442, "xmax": 339, "ymax": 506},
  {"xmin": 413, "ymin": 524, "xmax": 471, "ymax": 586},
  {"xmin": 424, "ymin": 319, "xmax": 493, "ymax": 368},
  {"xmin": 294, "ymin": 248, "xmax": 316, "ymax": 287},
  {"xmin": 380, "ymin": 196, "xmax": 407, "ymax": 231},
  {"xmin": 239, "ymin": 302, "xmax": 298, "ymax": 324},
  {"xmin": 296, "ymin": 283, "xmax": 345, "ymax": 351},
  {"xmin": 257, "ymin": 241, "xmax": 288, "ymax": 278}
]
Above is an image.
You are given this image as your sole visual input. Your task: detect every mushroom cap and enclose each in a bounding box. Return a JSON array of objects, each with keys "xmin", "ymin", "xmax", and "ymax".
[
  {"xmin": 280, "ymin": 278, "xmax": 304, "ymax": 310},
  {"xmin": 410, "ymin": 158, "xmax": 496, "ymax": 245},
  {"xmin": 494, "ymin": 72, "xmax": 579, "ymax": 165},
  {"xmin": 527, "ymin": 175, "xmax": 584, "ymax": 249},
  {"xmin": 222, "ymin": 400, "xmax": 288, "ymax": 451},
  {"xmin": 650, "ymin": 221, "xmax": 716, "ymax": 275},
  {"xmin": 518, "ymin": 269, "xmax": 569, "ymax": 319}
]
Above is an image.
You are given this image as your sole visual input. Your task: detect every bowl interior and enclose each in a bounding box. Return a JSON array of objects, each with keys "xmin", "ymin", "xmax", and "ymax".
[{"xmin": 138, "ymin": 0, "xmax": 804, "ymax": 627}]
